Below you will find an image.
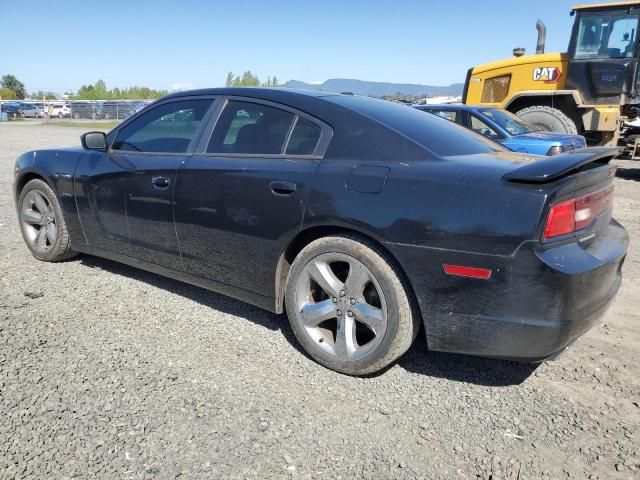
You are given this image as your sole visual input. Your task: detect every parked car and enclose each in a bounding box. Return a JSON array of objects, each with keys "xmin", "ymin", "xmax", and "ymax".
[
  {"xmin": 416, "ymin": 105, "xmax": 586, "ymax": 155},
  {"xmin": 47, "ymin": 103, "xmax": 71, "ymax": 119},
  {"xmin": 12, "ymin": 89, "xmax": 628, "ymax": 375},
  {"xmin": 70, "ymin": 102, "xmax": 103, "ymax": 119},
  {"xmin": 101, "ymin": 101, "xmax": 143, "ymax": 120},
  {"xmin": 0, "ymin": 102, "xmax": 23, "ymax": 118},
  {"xmin": 19, "ymin": 104, "xmax": 44, "ymax": 118}
]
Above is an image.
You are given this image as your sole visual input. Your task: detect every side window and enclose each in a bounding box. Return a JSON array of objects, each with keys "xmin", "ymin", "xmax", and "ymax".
[
  {"xmin": 208, "ymin": 101, "xmax": 294, "ymax": 154},
  {"xmin": 112, "ymin": 99, "xmax": 213, "ymax": 153},
  {"xmin": 431, "ymin": 110, "xmax": 457, "ymax": 122},
  {"xmin": 607, "ymin": 17, "xmax": 639, "ymax": 57},
  {"xmin": 286, "ymin": 117, "xmax": 322, "ymax": 155},
  {"xmin": 469, "ymin": 115, "xmax": 501, "ymax": 140}
]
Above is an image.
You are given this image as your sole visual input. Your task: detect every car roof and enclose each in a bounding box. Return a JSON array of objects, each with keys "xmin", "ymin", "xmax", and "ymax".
[
  {"xmin": 165, "ymin": 87, "xmax": 339, "ymax": 101},
  {"xmin": 417, "ymin": 104, "xmax": 481, "ymax": 111}
]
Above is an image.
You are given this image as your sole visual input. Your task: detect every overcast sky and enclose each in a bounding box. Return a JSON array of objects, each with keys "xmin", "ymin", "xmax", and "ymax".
[{"xmin": 1, "ymin": 0, "xmax": 581, "ymax": 93}]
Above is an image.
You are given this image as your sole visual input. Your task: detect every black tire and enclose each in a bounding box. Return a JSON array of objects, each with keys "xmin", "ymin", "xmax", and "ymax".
[
  {"xmin": 516, "ymin": 105, "xmax": 578, "ymax": 135},
  {"xmin": 18, "ymin": 179, "xmax": 76, "ymax": 262},
  {"xmin": 285, "ymin": 234, "xmax": 419, "ymax": 376}
]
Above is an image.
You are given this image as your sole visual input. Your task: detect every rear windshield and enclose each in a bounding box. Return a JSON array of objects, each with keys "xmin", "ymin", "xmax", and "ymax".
[{"xmin": 328, "ymin": 95, "xmax": 506, "ymax": 157}]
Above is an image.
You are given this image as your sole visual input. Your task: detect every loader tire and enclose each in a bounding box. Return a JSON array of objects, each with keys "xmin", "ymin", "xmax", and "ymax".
[{"xmin": 516, "ymin": 106, "xmax": 578, "ymax": 135}]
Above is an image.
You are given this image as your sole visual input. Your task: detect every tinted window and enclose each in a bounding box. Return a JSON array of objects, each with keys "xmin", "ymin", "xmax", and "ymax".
[
  {"xmin": 470, "ymin": 115, "xmax": 501, "ymax": 140},
  {"xmin": 332, "ymin": 96, "xmax": 505, "ymax": 157},
  {"xmin": 113, "ymin": 99, "xmax": 213, "ymax": 153},
  {"xmin": 208, "ymin": 101, "xmax": 294, "ymax": 154},
  {"xmin": 430, "ymin": 110, "xmax": 458, "ymax": 122},
  {"xmin": 575, "ymin": 13, "xmax": 640, "ymax": 59},
  {"xmin": 286, "ymin": 117, "xmax": 322, "ymax": 155},
  {"xmin": 480, "ymin": 108, "xmax": 536, "ymax": 135}
]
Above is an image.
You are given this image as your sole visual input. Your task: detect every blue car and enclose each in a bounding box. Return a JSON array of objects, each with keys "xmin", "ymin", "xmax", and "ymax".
[{"xmin": 416, "ymin": 104, "xmax": 586, "ymax": 155}]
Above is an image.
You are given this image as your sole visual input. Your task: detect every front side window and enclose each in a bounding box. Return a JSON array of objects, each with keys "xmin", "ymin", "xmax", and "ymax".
[
  {"xmin": 470, "ymin": 115, "xmax": 502, "ymax": 140},
  {"xmin": 112, "ymin": 99, "xmax": 213, "ymax": 153},
  {"xmin": 480, "ymin": 108, "xmax": 537, "ymax": 135},
  {"xmin": 208, "ymin": 101, "xmax": 295, "ymax": 154},
  {"xmin": 575, "ymin": 13, "xmax": 640, "ymax": 59}
]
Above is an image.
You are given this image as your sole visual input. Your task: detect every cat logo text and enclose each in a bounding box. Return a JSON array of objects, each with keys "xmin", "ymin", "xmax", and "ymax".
[{"xmin": 532, "ymin": 67, "xmax": 561, "ymax": 84}]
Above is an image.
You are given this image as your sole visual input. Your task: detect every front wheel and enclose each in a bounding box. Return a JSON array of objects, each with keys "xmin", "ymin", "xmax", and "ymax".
[
  {"xmin": 18, "ymin": 179, "xmax": 76, "ymax": 262},
  {"xmin": 516, "ymin": 105, "xmax": 578, "ymax": 135},
  {"xmin": 285, "ymin": 234, "xmax": 419, "ymax": 375}
]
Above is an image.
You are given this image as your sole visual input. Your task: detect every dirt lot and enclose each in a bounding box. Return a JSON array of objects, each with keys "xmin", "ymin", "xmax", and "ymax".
[{"xmin": 1, "ymin": 122, "xmax": 639, "ymax": 479}]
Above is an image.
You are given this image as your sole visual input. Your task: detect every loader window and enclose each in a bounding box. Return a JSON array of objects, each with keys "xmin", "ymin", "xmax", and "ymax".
[{"xmin": 575, "ymin": 13, "xmax": 640, "ymax": 59}]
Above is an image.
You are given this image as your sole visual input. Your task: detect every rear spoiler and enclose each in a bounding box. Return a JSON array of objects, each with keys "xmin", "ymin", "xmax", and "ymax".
[{"xmin": 503, "ymin": 147, "xmax": 619, "ymax": 183}]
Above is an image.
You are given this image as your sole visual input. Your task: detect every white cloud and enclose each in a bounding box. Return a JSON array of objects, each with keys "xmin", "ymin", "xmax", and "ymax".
[{"xmin": 171, "ymin": 83, "xmax": 194, "ymax": 91}]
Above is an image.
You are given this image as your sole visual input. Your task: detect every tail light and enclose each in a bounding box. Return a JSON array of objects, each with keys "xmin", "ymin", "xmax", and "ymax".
[
  {"xmin": 543, "ymin": 184, "xmax": 614, "ymax": 239},
  {"xmin": 546, "ymin": 144, "xmax": 574, "ymax": 156}
]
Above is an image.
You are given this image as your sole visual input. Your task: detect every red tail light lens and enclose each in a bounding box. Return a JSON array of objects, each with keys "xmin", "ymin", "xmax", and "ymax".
[
  {"xmin": 544, "ymin": 198, "xmax": 575, "ymax": 238},
  {"xmin": 544, "ymin": 185, "xmax": 614, "ymax": 239}
]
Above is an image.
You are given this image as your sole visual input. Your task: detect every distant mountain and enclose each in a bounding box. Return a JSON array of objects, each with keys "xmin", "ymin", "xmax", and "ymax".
[{"xmin": 282, "ymin": 78, "xmax": 464, "ymax": 97}]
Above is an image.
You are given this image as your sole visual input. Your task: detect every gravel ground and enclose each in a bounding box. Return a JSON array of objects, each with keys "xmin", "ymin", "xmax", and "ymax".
[{"xmin": 1, "ymin": 122, "xmax": 639, "ymax": 479}]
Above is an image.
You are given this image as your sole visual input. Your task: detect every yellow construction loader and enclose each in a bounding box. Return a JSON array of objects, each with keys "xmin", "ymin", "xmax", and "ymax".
[{"xmin": 464, "ymin": 1, "xmax": 640, "ymax": 147}]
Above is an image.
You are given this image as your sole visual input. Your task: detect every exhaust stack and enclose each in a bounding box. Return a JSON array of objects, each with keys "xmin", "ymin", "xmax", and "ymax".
[{"xmin": 536, "ymin": 19, "xmax": 546, "ymax": 54}]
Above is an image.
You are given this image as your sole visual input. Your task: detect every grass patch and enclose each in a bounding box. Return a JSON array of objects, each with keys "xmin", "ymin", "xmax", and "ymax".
[{"xmin": 47, "ymin": 121, "xmax": 119, "ymax": 130}]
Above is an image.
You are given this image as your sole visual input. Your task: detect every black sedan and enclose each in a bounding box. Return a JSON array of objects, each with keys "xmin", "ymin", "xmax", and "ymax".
[{"xmin": 13, "ymin": 88, "xmax": 628, "ymax": 375}]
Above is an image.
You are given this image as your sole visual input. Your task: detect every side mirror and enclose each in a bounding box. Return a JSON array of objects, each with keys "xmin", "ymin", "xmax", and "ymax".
[{"xmin": 81, "ymin": 131, "xmax": 107, "ymax": 151}]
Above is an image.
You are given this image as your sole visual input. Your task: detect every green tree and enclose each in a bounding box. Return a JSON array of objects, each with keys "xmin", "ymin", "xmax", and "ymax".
[
  {"xmin": 225, "ymin": 72, "xmax": 235, "ymax": 87},
  {"xmin": 94, "ymin": 79, "xmax": 108, "ymax": 99},
  {"xmin": 30, "ymin": 90, "xmax": 58, "ymax": 100},
  {"xmin": 0, "ymin": 87, "xmax": 16, "ymax": 99},
  {"xmin": 1, "ymin": 74, "xmax": 26, "ymax": 99},
  {"xmin": 226, "ymin": 71, "xmax": 280, "ymax": 87},
  {"xmin": 71, "ymin": 81, "xmax": 167, "ymax": 100},
  {"xmin": 240, "ymin": 71, "xmax": 260, "ymax": 86}
]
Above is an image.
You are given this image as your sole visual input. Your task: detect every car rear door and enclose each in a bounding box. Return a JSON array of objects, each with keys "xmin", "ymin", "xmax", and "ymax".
[
  {"xmin": 173, "ymin": 97, "xmax": 332, "ymax": 297},
  {"xmin": 74, "ymin": 96, "xmax": 217, "ymax": 269}
]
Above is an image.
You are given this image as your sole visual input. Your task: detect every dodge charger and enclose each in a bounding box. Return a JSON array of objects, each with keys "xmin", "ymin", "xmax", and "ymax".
[{"xmin": 13, "ymin": 88, "xmax": 628, "ymax": 375}]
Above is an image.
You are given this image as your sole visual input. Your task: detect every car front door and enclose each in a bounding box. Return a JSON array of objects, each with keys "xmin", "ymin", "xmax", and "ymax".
[
  {"xmin": 74, "ymin": 97, "xmax": 217, "ymax": 269},
  {"xmin": 173, "ymin": 97, "xmax": 332, "ymax": 297}
]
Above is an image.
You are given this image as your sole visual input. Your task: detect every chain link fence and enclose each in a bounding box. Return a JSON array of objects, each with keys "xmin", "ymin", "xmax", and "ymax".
[
  {"xmin": 0, "ymin": 99, "xmax": 154, "ymax": 122},
  {"xmin": 51, "ymin": 100, "xmax": 153, "ymax": 121}
]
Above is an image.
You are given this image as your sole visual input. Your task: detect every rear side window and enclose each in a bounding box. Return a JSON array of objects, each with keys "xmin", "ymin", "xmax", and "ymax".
[
  {"xmin": 286, "ymin": 117, "xmax": 322, "ymax": 155},
  {"xmin": 331, "ymin": 95, "xmax": 506, "ymax": 157},
  {"xmin": 430, "ymin": 110, "xmax": 458, "ymax": 122},
  {"xmin": 112, "ymin": 99, "xmax": 213, "ymax": 153},
  {"xmin": 208, "ymin": 101, "xmax": 295, "ymax": 154}
]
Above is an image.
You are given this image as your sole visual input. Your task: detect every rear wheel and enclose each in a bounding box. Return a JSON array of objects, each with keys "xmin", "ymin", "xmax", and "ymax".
[
  {"xmin": 516, "ymin": 105, "xmax": 578, "ymax": 135},
  {"xmin": 18, "ymin": 179, "xmax": 76, "ymax": 262},
  {"xmin": 285, "ymin": 234, "xmax": 419, "ymax": 375}
]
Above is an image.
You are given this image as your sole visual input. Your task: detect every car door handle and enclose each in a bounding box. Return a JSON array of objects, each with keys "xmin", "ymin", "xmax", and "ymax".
[
  {"xmin": 152, "ymin": 176, "xmax": 170, "ymax": 189},
  {"xmin": 269, "ymin": 180, "xmax": 297, "ymax": 196}
]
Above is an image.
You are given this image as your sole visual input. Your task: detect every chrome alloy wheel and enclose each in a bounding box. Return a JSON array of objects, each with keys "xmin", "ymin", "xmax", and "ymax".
[
  {"xmin": 295, "ymin": 252, "xmax": 388, "ymax": 361},
  {"xmin": 20, "ymin": 190, "xmax": 57, "ymax": 253}
]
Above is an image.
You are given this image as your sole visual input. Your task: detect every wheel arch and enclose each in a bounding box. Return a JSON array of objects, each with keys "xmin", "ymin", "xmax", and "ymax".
[
  {"xmin": 504, "ymin": 91, "xmax": 582, "ymax": 129},
  {"xmin": 274, "ymin": 224, "xmax": 421, "ymax": 325},
  {"xmin": 14, "ymin": 171, "xmax": 52, "ymax": 204}
]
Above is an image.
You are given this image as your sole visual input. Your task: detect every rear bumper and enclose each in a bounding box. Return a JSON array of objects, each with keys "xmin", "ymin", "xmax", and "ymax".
[{"xmin": 389, "ymin": 219, "xmax": 628, "ymax": 362}]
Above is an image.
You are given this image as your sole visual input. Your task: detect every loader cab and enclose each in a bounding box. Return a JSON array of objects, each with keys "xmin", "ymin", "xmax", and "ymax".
[{"xmin": 567, "ymin": 3, "xmax": 640, "ymax": 105}]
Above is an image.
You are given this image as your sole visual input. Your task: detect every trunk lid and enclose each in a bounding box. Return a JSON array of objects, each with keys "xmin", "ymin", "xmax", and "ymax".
[{"xmin": 502, "ymin": 147, "xmax": 618, "ymax": 183}]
